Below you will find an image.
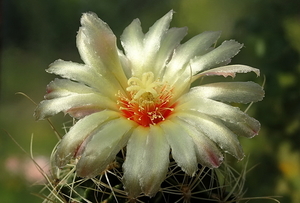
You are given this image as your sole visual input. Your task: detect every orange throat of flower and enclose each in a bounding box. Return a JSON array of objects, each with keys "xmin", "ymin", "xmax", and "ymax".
[{"xmin": 117, "ymin": 72, "xmax": 176, "ymax": 127}]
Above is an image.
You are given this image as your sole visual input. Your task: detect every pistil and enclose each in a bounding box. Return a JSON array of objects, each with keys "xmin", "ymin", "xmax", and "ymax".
[{"xmin": 117, "ymin": 72, "xmax": 176, "ymax": 127}]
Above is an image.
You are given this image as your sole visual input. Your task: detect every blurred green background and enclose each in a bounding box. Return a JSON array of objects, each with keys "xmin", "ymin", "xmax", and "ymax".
[{"xmin": 1, "ymin": 0, "xmax": 300, "ymax": 202}]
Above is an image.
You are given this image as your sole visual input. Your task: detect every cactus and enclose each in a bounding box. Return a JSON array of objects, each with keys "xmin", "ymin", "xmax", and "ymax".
[
  {"xmin": 35, "ymin": 148, "xmax": 278, "ymax": 203},
  {"xmin": 32, "ymin": 11, "xmax": 278, "ymax": 203}
]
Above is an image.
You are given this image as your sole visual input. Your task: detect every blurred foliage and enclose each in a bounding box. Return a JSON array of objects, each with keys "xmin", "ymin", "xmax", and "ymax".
[{"xmin": 1, "ymin": 0, "xmax": 300, "ymax": 202}]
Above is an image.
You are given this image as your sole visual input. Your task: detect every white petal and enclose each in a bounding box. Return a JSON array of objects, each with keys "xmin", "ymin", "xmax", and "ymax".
[
  {"xmin": 47, "ymin": 60, "xmax": 123, "ymax": 97},
  {"xmin": 139, "ymin": 125, "xmax": 169, "ymax": 197},
  {"xmin": 176, "ymin": 111, "xmax": 244, "ymax": 160},
  {"xmin": 123, "ymin": 126, "xmax": 149, "ymax": 197},
  {"xmin": 164, "ymin": 31, "xmax": 221, "ymax": 79},
  {"xmin": 55, "ymin": 110, "xmax": 120, "ymax": 167},
  {"xmin": 121, "ymin": 18, "xmax": 144, "ymax": 76},
  {"xmin": 140, "ymin": 11, "xmax": 173, "ymax": 73},
  {"xmin": 172, "ymin": 117, "xmax": 224, "ymax": 168},
  {"xmin": 220, "ymin": 119, "xmax": 260, "ymax": 138},
  {"xmin": 154, "ymin": 27, "xmax": 187, "ymax": 78},
  {"xmin": 76, "ymin": 118, "xmax": 134, "ymax": 178},
  {"xmin": 167, "ymin": 62, "xmax": 192, "ymax": 102},
  {"xmin": 118, "ymin": 49, "xmax": 132, "ymax": 79},
  {"xmin": 123, "ymin": 126, "xmax": 170, "ymax": 198},
  {"xmin": 190, "ymin": 40, "xmax": 243, "ymax": 75},
  {"xmin": 77, "ymin": 12, "xmax": 127, "ymax": 87},
  {"xmin": 121, "ymin": 11, "xmax": 174, "ymax": 78},
  {"xmin": 163, "ymin": 31, "xmax": 221, "ymax": 99},
  {"xmin": 34, "ymin": 92, "xmax": 117, "ymax": 120},
  {"xmin": 44, "ymin": 78, "xmax": 98, "ymax": 99},
  {"xmin": 194, "ymin": 64, "xmax": 260, "ymax": 81},
  {"xmin": 144, "ymin": 11, "xmax": 173, "ymax": 55},
  {"xmin": 160, "ymin": 120, "xmax": 198, "ymax": 176},
  {"xmin": 177, "ymin": 94, "xmax": 260, "ymax": 138},
  {"xmin": 190, "ymin": 81, "xmax": 264, "ymax": 103}
]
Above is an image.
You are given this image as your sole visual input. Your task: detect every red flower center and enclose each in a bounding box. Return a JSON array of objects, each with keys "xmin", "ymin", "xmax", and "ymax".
[{"xmin": 117, "ymin": 72, "xmax": 176, "ymax": 127}]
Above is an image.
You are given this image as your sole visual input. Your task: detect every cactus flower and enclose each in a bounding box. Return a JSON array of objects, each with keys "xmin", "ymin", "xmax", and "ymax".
[{"xmin": 34, "ymin": 11, "xmax": 264, "ymax": 197}]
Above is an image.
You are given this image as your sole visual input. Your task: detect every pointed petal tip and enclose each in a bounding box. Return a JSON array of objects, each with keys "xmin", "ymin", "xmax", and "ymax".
[
  {"xmin": 165, "ymin": 9, "xmax": 174, "ymax": 17},
  {"xmin": 46, "ymin": 59, "xmax": 65, "ymax": 73},
  {"xmin": 33, "ymin": 105, "xmax": 46, "ymax": 121},
  {"xmin": 206, "ymin": 150, "xmax": 224, "ymax": 168},
  {"xmin": 208, "ymin": 30, "xmax": 222, "ymax": 39},
  {"xmin": 248, "ymin": 122, "xmax": 261, "ymax": 138},
  {"xmin": 81, "ymin": 12, "xmax": 100, "ymax": 25},
  {"xmin": 231, "ymin": 148, "xmax": 245, "ymax": 161},
  {"xmin": 237, "ymin": 153, "xmax": 246, "ymax": 161},
  {"xmin": 33, "ymin": 112, "xmax": 40, "ymax": 121},
  {"xmin": 177, "ymin": 163, "xmax": 198, "ymax": 177},
  {"xmin": 75, "ymin": 157, "xmax": 104, "ymax": 178},
  {"xmin": 197, "ymin": 64, "xmax": 261, "ymax": 79}
]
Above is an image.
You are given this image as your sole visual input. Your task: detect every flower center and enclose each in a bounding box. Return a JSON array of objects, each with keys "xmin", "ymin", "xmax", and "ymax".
[{"xmin": 117, "ymin": 72, "xmax": 175, "ymax": 127}]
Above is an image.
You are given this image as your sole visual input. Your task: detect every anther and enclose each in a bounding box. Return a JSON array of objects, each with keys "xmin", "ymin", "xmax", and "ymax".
[{"xmin": 117, "ymin": 72, "xmax": 176, "ymax": 127}]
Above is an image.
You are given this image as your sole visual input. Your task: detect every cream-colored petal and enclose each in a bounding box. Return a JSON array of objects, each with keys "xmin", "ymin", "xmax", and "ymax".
[
  {"xmin": 163, "ymin": 31, "xmax": 221, "ymax": 100},
  {"xmin": 76, "ymin": 118, "xmax": 134, "ymax": 178},
  {"xmin": 118, "ymin": 49, "xmax": 132, "ymax": 79},
  {"xmin": 176, "ymin": 111, "xmax": 244, "ymax": 160},
  {"xmin": 190, "ymin": 81, "xmax": 264, "ymax": 104},
  {"xmin": 168, "ymin": 64, "xmax": 192, "ymax": 102},
  {"xmin": 123, "ymin": 126, "xmax": 148, "ymax": 198},
  {"xmin": 172, "ymin": 117, "xmax": 224, "ymax": 168},
  {"xmin": 34, "ymin": 92, "xmax": 117, "ymax": 120},
  {"xmin": 154, "ymin": 27, "xmax": 187, "ymax": 79},
  {"xmin": 144, "ymin": 11, "xmax": 173, "ymax": 53},
  {"xmin": 139, "ymin": 125, "xmax": 169, "ymax": 197},
  {"xmin": 177, "ymin": 94, "xmax": 260, "ymax": 138},
  {"xmin": 44, "ymin": 78, "xmax": 98, "ymax": 99},
  {"xmin": 47, "ymin": 60, "xmax": 124, "ymax": 97},
  {"xmin": 193, "ymin": 64, "xmax": 260, "ymax": 82},
  {"xmin": 190, "ymin": 40, "xmax": 243, "ymax": 75},
  {"xmin": 164, "ymin": 31, "xmax": 221, "ymax": 80},
  {"xmin": 220, "ymin": 119, "xmax": 260, "ymax": 138},
  {"xmin": 55, "ymin": 110, "xmax": 120, "ymax": 167},
  {"xmin": 122, "ymin": 11, "xmax": 174, "ymax": 78},
  {"xmin": 121, "ymin": 18, "xmax": 144, "ymax": 76},
  {"xmin": 123, "ymin": 126, "xmax": 170, "ymax": 198},
  {"xmin": 160, "ymin": 120, "xmax": 198, "ymax": 176},
  {"xmin": 140, "ymin": 11, "xmax": 173, "ymax": 75},
  {"xmin": 77, "ymin": 12, "xmax": 127, "ymax": 88}
]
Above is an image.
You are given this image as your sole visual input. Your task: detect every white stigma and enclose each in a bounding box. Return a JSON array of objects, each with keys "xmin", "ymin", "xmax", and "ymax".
[
  {"xmin": 117, "ymin": 72, "xmax": 174, "ymax": 126},
  {"xmin": 126, "ymin": 72, "xmax": 163, "ymax": 105}
]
